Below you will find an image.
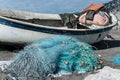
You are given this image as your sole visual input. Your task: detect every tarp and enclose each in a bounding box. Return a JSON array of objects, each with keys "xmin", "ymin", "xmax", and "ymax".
[{"xmin": 84, "ymin": 66, "xmax": 120, "ymax": 80}]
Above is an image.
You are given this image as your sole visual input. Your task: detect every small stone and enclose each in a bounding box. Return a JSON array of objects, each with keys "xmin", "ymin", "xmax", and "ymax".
[{"xmin": 98, "ymin": 54, "xmax": 101, "ymax": 57}]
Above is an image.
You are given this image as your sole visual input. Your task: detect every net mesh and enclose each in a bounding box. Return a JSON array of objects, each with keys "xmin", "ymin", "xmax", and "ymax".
[
  {"xmin": 4, "ymin": 36, "xmax": 103, "ymax": 80},
  {"xmin": 113, "ymin": 54, "xmax": 120, "ymax": 65}
]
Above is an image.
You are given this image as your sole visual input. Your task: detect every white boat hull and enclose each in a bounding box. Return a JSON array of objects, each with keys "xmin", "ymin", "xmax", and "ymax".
[
  {"xmin": 0, "ymin": 9, "xmax": 117, "ymax": 44},
  {"xmin": 0, "ymin": 23, "xmax": 110, "ymax": 44}
]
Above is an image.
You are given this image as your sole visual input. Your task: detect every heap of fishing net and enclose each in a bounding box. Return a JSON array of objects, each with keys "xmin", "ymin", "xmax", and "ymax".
[
  {"xmin": 105, "ymin": 0, "xmax": 120, "ymax": 13},
  {"xmin": 112, "ymin": 54, "xmax": 120, "ymax": 65},
  {"xmin": 4, "ymin": 36, "xmax": 103, "ymax": 80}
]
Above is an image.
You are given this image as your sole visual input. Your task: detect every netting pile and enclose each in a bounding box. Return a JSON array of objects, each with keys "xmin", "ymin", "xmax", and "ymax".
[
  {"xmin": 105, "ymin": 0, "xmax": 120, "ymax": 13},
  {"xmin": 4, "ymin": 36, "xmax": 103, "ymax": 80},
  {"xmin": 113, "ymin": 54, "xmax": 120, "ymax": 65}
]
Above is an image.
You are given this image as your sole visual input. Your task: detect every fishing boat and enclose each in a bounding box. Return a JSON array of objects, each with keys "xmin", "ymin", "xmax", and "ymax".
[{"xmin": 0, "ymin": 9, "xmax": 118, "ymax": 44}]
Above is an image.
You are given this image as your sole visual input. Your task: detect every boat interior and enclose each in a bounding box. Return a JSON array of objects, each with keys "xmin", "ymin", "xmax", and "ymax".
[{"xmin": 0, "ymin": 9, "xmax": 117, "ymax": 30}]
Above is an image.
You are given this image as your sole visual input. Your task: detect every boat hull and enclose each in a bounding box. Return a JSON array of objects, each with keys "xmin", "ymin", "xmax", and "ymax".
[
  {"xmin": 0, "ymin": 23, "xmax": 111, "ymax": 44},
  {"xmin": 0, "ymin": 9, "xmax": 117, "ymax": 44}
]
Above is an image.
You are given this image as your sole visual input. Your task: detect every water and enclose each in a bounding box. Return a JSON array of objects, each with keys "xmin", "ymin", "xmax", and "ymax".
[{"xmin": 0, "ymin": 0, "xmax": 112, "ymax": 14}]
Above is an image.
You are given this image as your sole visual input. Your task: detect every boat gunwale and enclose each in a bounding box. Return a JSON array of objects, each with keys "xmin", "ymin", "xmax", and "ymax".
[{"xmin": 0, "ymin": 13, "xmax": 117, "ymax": 32}]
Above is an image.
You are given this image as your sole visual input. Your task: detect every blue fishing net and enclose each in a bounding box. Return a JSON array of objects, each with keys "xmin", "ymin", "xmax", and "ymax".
[
  {"xmin": 4, "ymin": 36, "xmax": 103, "ymax": 80},
  {"xmin": 113, "ymin": 54, "xmax": 120, "ymax": 65}
]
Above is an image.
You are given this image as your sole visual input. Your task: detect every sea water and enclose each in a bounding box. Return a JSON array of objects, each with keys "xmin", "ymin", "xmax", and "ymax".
[{"xmin": 0, "ymin": 0, "xmax": 112, "ymax": 14}]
